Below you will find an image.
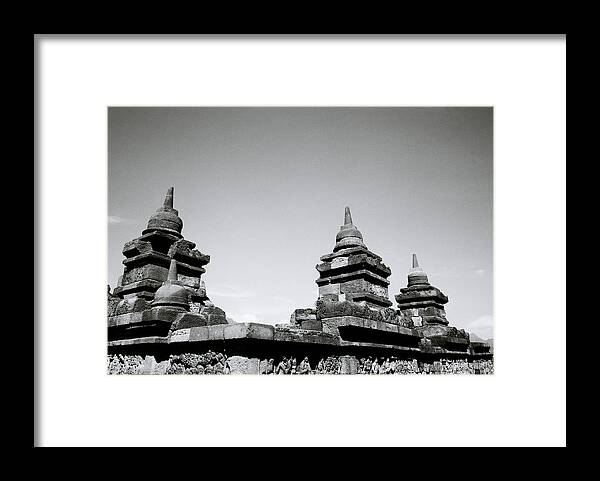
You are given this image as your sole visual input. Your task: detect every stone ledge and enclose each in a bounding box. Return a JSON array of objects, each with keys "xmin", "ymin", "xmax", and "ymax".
[
  {"xmin": 168, "ymin": 322, "xmax": 345, "ymax": 346},
  {"xmin": 173, "ymin": 322, "xmax": 276, "ymax": 344},
  {"xmin": 316, "ymin": 269, "xmax": 390, "ymax": 287},
  {"xmin": 107, "ymin": 312, "xmax": 144, "ymax": 328},
  {"xmin": 338, "ymin": 340, "xmax": 421, "ymax": 352},
  {"xmin": 320, "ymin": 246, "xmax": 382, "ymax": 262},
  {"xmin": 108, "ymin": 336, "xmax": 169, "ymax": 347},
  {"xmin": 317, "ymin": 255, "xmax": 391, "ymax": 276},
  {"xmin": 321, "ymin": 316, "xmax": 421, "ymax": 338},
  {"xmin": 273, "ymin": 328, "xmax": 339, "ymax": 345},
  {"xmin": 123, "ymin": 251, "xmax": 207, "ymax": 275}
]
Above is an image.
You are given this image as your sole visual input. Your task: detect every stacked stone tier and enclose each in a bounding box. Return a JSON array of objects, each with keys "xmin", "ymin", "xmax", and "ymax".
[
  {"xmin": 395, "ymin": 286, "xmax": 448, "ymax": 307},
  {"xmin": 316, "ymin": 247, "xmax": 392, "ymax": 308},
  {"xmin": 113, "ymin": 231, "xmax": 210, "ymax": 300},
  {"xmin": 319, "ymin": 245, "xmax": 383, "ymax": 263},
  {"xmin": 317, "ymin": 254, "xmax": 391, "ymax": 279},
  {"xmin": 317, "ymin": 268, "xmax": 390, "ymax": 287}
]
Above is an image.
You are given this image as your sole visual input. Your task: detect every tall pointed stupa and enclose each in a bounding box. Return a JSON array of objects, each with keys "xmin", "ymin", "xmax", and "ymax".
[
  {"xmin": 112, "ymin": 187, "xmax": 211, "ymax": 311},
  {"xmin": 108, "ymin": 187, "xmax": 228, "ymax": 347},
  {"xmin": 315, "ymin": 206, "xmax": 392, "ymax": 309}
]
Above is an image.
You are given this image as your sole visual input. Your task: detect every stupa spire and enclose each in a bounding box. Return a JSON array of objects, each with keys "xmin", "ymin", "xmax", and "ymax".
[
  {"xmin": 334, "ymin": 206, "xmax": 364, "ymax": 252},
  {"xmin": 167, "ymin": 258, "xmax": 178, "ymax": 282},
  {"xmin": 142, "ymin": 186, "xmax": 183, "ymax": 237},
  {"xmin": 412, "ymin": 253, "xmax": 419, "ymax": 269},
  {"xmin": 408, "ymin": 254, "xmax": 429, "ymax": 286},
  {"xmin": 164, "ymin": 187, "xmax": 174, "ymax": 209},
  {"xmin": 344, "ymin": 206, "xmax": 353, "ymax": 225}
]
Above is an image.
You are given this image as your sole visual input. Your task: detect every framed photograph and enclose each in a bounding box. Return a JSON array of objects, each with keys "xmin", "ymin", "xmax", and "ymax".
[{"xmin": 35, "ymin": 34, "xmax": 566, "ymax": 447}]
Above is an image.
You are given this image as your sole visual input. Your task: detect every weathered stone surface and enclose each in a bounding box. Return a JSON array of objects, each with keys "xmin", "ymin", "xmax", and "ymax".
[
  {"xmin": 208, "ymin": 324, "xmax": 226, "ymax": 340},
  {"xmin": 417, "ymin": 324, "xmax": 468, "ymax": 340},
  {"xmin": 317, "ymin": 253, "xmax": 391, "ymax": 278},
  {"xmin": 222, "ymin": 323, "xmax": 251, "ymax": 339},
  {"xmin": 107, "ymin": 311, "xmax": 145, "ymax": 329},
  {"xmin": 330, "ymin": 256, "xmax": 348, "ymax": 268},
  {"xmin": 120, "ymin": 264, "xmax": 168, "ymax": 286},
  {"xmin": 299, "ymin": 319, "xmax": 322, "ymax": 331},
  {"xmin": 318, "ymin": 283, "xmax": 341, "ymax": 296},
  {"xmin": 200, "ymin": 306, "xmax": 227, "ymax": 325},
  {"xmin": 317, "ymin": 269, "xmax": 390, "ymax": 288},
  {"xmin": 188, "ymin": 326, "xmax": 210, "ymax": 342},
  {"xmin": 222, "ymin": 323, "xmax": 275, "ymax": 341},
  {"xmin": 108, "ymin": 187, "xmax": 230, "ymax": 347},
  {"xmin": 115, "ymin": 297, "xmax": 151, "ymax": 315},
  {"xmin": 108, "ymin": 336, "xmax": 168, "ymax": 347},
  {"xmin": 395, "ymin": 257, "xmax": 450, "ymax": 327},
  {"xmin": 227, "ymin": 356, "xmax": 260, "ymax": 375},
  {"xmin": 290, "ymin": 308, "xmax": 317, "ymax": 326},
  {"xmin": 246, "ymin": 323, "xmax": 275, "ymax": 340},
  {"xmin": 315, "ymin": 208, "xmax": 392, "ymax": 310},
  {"xmin": 170, "ymin": 312, "xmax": 208, "ymax": 330},
  {"xmin": 317, "ymin": 299, "xmax": 381, "ymax": 321},
  {"xmin": 122, "ymin": 238, "xmax": 154, "ymax": 257},
  {"xmin": 141, "ymin": 306, "xmax": 186, "ymax": 323},
  {"xmin": 170, "ymin": 328, "xmax": 191, "ymax": 343},
  {"xmin": 339, "ymin": 355, "xmax": 359, "ymax": 374},
  {"xmin": 273, "ymin": 327, "xmax": 339, "ymax": 345},
  {"xmin": 168, "ymin": 238, "xmax": 210, "ymax": 265}
]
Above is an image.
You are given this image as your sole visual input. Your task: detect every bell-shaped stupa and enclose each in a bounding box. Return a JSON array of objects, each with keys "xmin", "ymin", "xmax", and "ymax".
[
  {"xmin": 334, "ymin": 207, "xmax": 365, "ymax": 251},
  {"xmin": 143, "ymin": 187, "xmax": 184, "ymax": 237},
  {"xmin": 152, "ymin": 258, "xmax": 190, "ymax": 310}
]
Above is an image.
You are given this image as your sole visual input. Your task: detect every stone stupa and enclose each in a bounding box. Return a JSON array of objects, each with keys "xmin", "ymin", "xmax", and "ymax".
[
  {"xmin": 108, "ymin": 187, "xmax": 227, "ymax": 345},
  {"xmin": 395, "ymin": 254, "xmax": 470, "ymax": 353},
  {"xmin": 315, "ymin": 207, "xmax": 393, "ymax": 309}
]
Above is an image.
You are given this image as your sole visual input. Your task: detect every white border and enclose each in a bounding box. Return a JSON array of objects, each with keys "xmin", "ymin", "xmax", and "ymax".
[{"xmin": 36, "ymin": 36, "xmax": 566, "ymax": 447}]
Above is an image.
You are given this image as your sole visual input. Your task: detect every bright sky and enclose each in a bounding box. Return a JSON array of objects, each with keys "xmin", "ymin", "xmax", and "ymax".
[{"xmin": 108, "ymin": 107, "xmax": 493, "ymax": 339}]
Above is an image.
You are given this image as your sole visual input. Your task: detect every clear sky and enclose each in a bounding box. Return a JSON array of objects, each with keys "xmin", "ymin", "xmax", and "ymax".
[{"xmin": 108, "ymin": 107, "xmax": 493, "ymax": 339}]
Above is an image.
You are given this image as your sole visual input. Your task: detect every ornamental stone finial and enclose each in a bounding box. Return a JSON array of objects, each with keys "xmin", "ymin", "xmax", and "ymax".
[
  {"xmin": 344, "ymin": 206, "xmax": 353, "ymax": 225},
  {"xmin": 164, "ymin": 187, "xmax": 174, "ymax": 209},
  {"xmin": 412, "ymin": 253, "xmax": 419, "ymax": 269}
]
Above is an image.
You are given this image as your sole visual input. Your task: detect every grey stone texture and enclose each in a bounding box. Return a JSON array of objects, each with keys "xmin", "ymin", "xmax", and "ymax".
[
  {"xmin": 316, "ymin": 207, "xmax": 392, "ymax": 309},
  {"xmin": 108, "ymin": 352, "xmax": 494, "ymax": 375},
  {"xmin": 111, "ymin": 188, "xmax": 213, "ymax": 313},
  {"xmin": 395, "ymin": 255, "xmax": 450, "ymax": 326},
  {"xmin": 339, "ymin": 355, "xmax": 359, "ymax": 374},
  {"xmin": 108, "ymin": 188, "xmax": 229, "ymax": 345},
  {"xmin": 227, "ymin": 356, "xmax": 260, "ymax": 375}
]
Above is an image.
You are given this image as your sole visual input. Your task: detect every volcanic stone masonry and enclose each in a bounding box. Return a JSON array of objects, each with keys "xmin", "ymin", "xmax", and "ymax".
[
  {"xmin": 108, "ymin": 188, "xmax": 228, "ymax": 345},
  {"xmin": 316, "ymin": 207, "xmax": 392, "ymax": 309},
  {"xmin": 108, "ymin": 190, "xmax": 491, "ymax": 374}
]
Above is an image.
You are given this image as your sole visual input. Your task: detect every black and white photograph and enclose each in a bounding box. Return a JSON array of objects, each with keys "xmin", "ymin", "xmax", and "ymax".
[
  {"xmin": 35, "ymin": 35, "xmax": 566, "ymax": 447},
  {"xmin": 107, "ymin": 107, "xmax": 493, "ymax": 375}
]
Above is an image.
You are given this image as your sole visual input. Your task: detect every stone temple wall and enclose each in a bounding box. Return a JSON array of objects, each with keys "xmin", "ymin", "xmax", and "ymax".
[{"xmin": 107, "ymin": 351, "xmax": 494, "ymax": 375}]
